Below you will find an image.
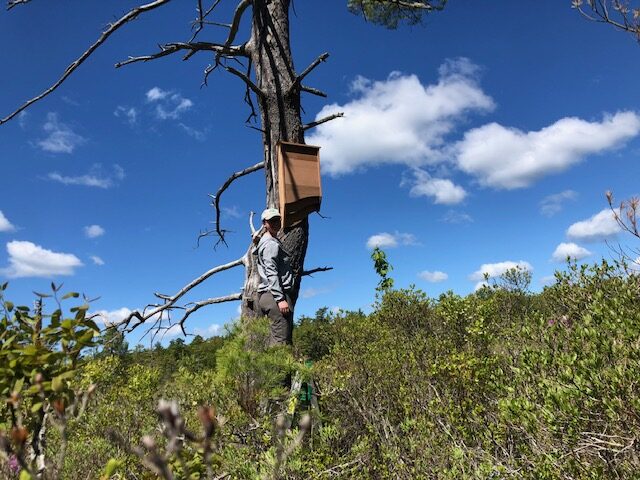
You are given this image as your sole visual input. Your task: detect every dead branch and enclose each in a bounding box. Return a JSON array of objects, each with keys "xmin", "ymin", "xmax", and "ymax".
[
  {"xmin": 0, "ymin": 0, "xmax": 172, "ymax": 125},
  {"xmin": 225, "ymin": 65, "xmax": 264, "ymax": 97},
  {"xmin": 216, "ymin": 0, "xmax": 251, "ymax": 64},
  {"xmin": 120, "ymin": 257, "xmax": 245, "ymax": 333},
  {"xmin": 302, "ymin": 267, "xmax": 333, "ymax": 277},
  {"xmin": 289, "ymin": 52, "xmax": 329, "ymax": 94},
  {"xmin": 300, "ymin": 85, "xmax": 327, "ymax": 98},
  {"xmin": 189, "ymin": 0, "xmax": 225, "ymax": 42},
  {"xmin": 303, "ymin": 112, "xmax": 344, "ymax": 131},
  {"xmin": 6, "ymin": 0, "xmax": 30, "ymax": 9},
  {"xmin": 607, "ymin": 190, "xmax": 640, "ymax": 239},
  {"xmin": 249, "ymin": 211, "xmax": 258, "ymax": 235},
  {"xmin": 115, "ymin": 41, "xmax": 247, "ymax": 68},
  {"xmin": 179, "ymin": 292, "xmax": 242, "ymax": 332},
  {"xmin": 210, "ymin": 161, "xmax": 264, "ymax": 247},
  {"xmin": 389, "ymin": 0, "xmax": 445, "ymax": 9},
  {"xmin": 573, "ymin": 0, "xmax": 640, "ymax": 40}
]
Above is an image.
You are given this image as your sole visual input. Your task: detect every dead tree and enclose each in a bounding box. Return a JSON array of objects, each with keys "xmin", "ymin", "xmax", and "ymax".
[{"xmin": 1, "ymin": 0, "xmax": 444, "ymax": 334}]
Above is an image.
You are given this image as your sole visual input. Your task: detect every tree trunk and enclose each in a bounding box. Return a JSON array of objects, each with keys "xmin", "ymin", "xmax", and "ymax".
[{"xmin": 241, "ymin": 0, "xmax": 308, "ymax": 317}]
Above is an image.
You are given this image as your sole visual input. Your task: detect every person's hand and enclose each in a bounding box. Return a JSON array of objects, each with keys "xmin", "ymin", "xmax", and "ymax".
[{"xmin": 278, "ymin": 300, "xmax": 290, "ymax": 314}]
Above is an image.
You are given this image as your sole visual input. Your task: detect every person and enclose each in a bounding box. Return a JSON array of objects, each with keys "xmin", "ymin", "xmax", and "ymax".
[{"xmin": 257, "ymin": 208, "xmax": 294, "ymax": 346}]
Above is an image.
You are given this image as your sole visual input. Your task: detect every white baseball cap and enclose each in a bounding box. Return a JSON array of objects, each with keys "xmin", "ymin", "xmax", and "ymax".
[{"xmin": 261, "ymin": 208, "xmax": 281, "ymax": 221}]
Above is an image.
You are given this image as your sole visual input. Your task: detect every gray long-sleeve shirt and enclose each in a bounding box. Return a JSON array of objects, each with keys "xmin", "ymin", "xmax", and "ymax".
[{"xmin": 257, "ymin": 233, "xmax": 293, "ymax": 302}]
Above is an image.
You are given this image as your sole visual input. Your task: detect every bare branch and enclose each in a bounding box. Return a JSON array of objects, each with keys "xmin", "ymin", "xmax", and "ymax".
[
  {"xmin": 388, "ymin": 0, "xmax": 444, "ymax": 9},
  {"xmin": 211, "ymin": 161, "xmax": 265, "ymax": 247},
  {"xmin": 216, "ymin": 0, "xmax": 251, "ymax": 63},
  {"xmin": 303, "ymin": 112, "xmax": 344, "ymax": 131},
  {"xmin": 249, "ymin": 211, "xmax": 258, "ymax": 235},
  {"xmin": 178, "ymin": 292, "xmax": 242, "ymax": 332},
  {"xmin": 0, "ymin": 0, "xmax": 173, "ymax": 125},
  {"xmin": 574, "ymin": 0, "xmax": 640, "ymax": 41},
  {"xmin": 300, "ymin": 85, "xmax": 327, "ymax": 98},
  {"xmin": 607, "ymin": 190, "xmax": 640, "ymax": 239},
  {"xmin": 291, "ymin": 52, "xmax": 329, "ymax": 92},
  {"xmin": 115, "ymin": 41, "xmax": 247, "ymax": 68},
  {"xmin": 225, "ymin": 66, "xmax": 264, "ymax": 97},
  {"xmin": 302, "ymin": 267, "xmax": 333, "ymax": 277},
  {"xmin": 6, "ymin": 0, "xmax": 30, "ymax": 10},
  {"xmin": 120, "ymin": 256, "xmax": 245, "ymax": 332}
]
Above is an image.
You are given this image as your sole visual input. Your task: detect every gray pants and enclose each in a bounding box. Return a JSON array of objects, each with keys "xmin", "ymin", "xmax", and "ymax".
[{"xmin": 258, "ymin": 291, "xmax": 293, "ymax": 346}]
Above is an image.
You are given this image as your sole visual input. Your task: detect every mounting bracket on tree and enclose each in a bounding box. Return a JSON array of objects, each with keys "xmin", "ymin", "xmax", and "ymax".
[{"xmin": 277, "ymin": 142, "xmax": 322, "ymax": 229}]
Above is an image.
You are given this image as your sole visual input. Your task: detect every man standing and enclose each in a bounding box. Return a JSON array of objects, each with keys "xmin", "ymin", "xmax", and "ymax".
[{"xmin": 257, "ymin": 208, "xmax": 294, "ymax": 346}]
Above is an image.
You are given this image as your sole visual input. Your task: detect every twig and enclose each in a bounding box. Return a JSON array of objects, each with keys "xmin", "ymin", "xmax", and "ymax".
[{"xmin": 1, "ymin": 0, "xmax": 173, "ymax": 125}]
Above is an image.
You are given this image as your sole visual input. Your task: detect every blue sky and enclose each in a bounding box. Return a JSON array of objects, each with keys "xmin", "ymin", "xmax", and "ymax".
[{"xmin": 1, "ymin": 1, "xmax": 639, "ymax": 345}]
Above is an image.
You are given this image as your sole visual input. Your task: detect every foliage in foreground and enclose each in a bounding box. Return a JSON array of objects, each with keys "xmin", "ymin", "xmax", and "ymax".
[{"xmin": 1, "ymin": 260, "xmax": 640, "ymax": 479}]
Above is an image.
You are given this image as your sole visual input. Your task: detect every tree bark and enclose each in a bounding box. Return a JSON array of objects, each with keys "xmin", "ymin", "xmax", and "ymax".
[{"xmin": 241, "ymin": 0, "xmax": 308, "ymax": 317}]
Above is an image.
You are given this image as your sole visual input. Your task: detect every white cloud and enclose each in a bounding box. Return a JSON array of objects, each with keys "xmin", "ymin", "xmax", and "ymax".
[
  {"xmin": 222, "ymin": 205, "xmax": 242, "ymax": 219},
  {"xmin": 540, "ymin": 275, "xmax": 557, "ymax": 286},
  {"xmin": 207, "ymin": 324, "xmax": 222, "ymax": 335},
  {"xmin": 1, "ymin": 241, "xmax": 83, "ymax": 278},
  {"xmin": 155, "ymin": 96, "xmax": 193, "ymax": 120},
  {"xmin": 566, "ymin": 208, "xmax": 621, "ymax": 242},
  {"xmin": 84, "ymin": 225, "xmax": 105, "ymax": 238},
  {"xmin": 418, "ymin": 270, "xmax": 448, "ymax": 282},
  {"xmin": 114, "ymin": 106, "xmax": 138, "ymax": 125},
  {"xmin": 469, "ymin": 260, "xmax": 533, "ymax": 289},
  {"xmin": 456, "ymin": 112, "xmax": 640, "ymax": 189},
  {"xmin": 47, "ymin": 164, "xmax": 125, "ymax": 189},
  {"xmin": 90, "ymin": 255, "xmax": 105, "ymax": 266},
  {"xmin": 146, "ymin": 87, "xmax": 193, "ymax": 120},
  {"xmin": 178, "ymin": 123, "xmax": 206, "ymax": 141},
  {"xmin": 440, "ymin": 210, "xmax": 473, "ymax": 224},
  {"xmin": 307, "ymin": 58, "xmax": 495, "ymax": 175},
  {"xmin": 146, "ymin": 87, "xmax": 170, "ymax": 102},
  {"xmin": 0, "ymin": 211, "xmax": 16, "ymax": 232},
  {"xmin": 406, "ymin": 168, "xmax": 467, "ymax": 204},
  {"xmin": 93, "ymin": 307, "xmax": 132, "ymax": 326},
  {"xmin": 551, "ymin": 242, "xmax": 592, "ymax": 262},
  {"xmin": 540, "ymin": 190, "xmax": 578, "ymax": 217},
  {"xmin": 18, "ymin": 111, "xmax": 28, "ymax": 129},
  {"xmin": 37, "ymin": 112, "xmax": 86, "ymax": 154},
  {"xmin": 301, "ymin": 286, "xmax": 332, "ymax": 299},
  {"xmin": 366, "ymin": 231, "xmax": 418, "ymax": 250}
]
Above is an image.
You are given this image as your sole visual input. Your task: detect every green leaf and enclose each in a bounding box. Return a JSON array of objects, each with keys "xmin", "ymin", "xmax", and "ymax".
[
  {"xmin": 103, "ymin": 458, "xmax": 122, "ymax": 477},
  {"xmin": 20, "ymin": 470, "xmax": 33, "ymax": 480},
  {"xmin": 13, "ymin": 376, "xmax": 24, "ymax": 394},
  {"xmin": 4, "ymin": 301, "xmax": 13, "ymax": 312},
  {"xmin": 31, "ymin": 402, "xmax": 43, "ymax": 413},
  {"xmin": 61, "ymin": 292, "xmax": 80, "ymax": 300},
  {"xmin": 52, "ymin": 375, "xmax": 64, "ymax": 393}
]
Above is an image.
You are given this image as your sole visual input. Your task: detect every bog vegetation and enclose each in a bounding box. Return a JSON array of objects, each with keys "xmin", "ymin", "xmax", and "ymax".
[{"xmin": 1, "ymin": 252, "xmax": 640, "ymax": 479}]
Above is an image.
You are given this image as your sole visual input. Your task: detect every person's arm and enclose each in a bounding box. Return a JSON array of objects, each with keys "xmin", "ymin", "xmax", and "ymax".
[
  {"xmin": 261, "ymin": 241, "xmax": 286, "ymax": 302},
  {"xmin": 262, "ymin": 241, "xmax": 290, "ymax": 314}
]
